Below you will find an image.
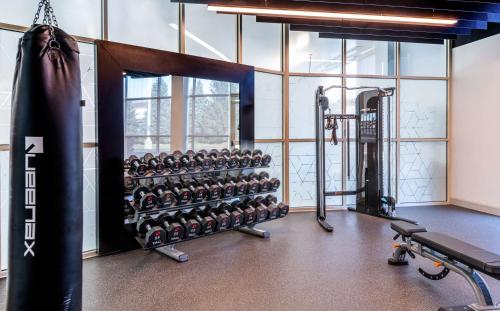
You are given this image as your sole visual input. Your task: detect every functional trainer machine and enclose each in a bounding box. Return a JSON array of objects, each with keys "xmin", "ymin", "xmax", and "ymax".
[
  {"xmin": 315, "ymin": 85, "xmax": 414, "ymax": 232},
  {"xmin": 389, "ymin": 221, "xmax": 500, "ymax": 311}
]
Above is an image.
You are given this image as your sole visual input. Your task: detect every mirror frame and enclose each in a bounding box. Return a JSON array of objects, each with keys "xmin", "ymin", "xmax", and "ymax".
[{"xmin": 95, "ymin": 40, "xmax": 255, "ymax": 255}]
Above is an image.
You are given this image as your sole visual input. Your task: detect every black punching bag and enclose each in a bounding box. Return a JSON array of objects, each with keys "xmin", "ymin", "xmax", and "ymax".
[{"xmin": 7, "ymin": 17, "xmax": 83, "ymax": 311}]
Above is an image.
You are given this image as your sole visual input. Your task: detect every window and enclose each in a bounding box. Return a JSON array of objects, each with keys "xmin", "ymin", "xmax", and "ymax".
[
  {"xmin": 123, "ymin": 76, "xmax": 238, "ymax": 155},
  {"xmin": 255, "ymin": 72, "xmax": 283, "ymax": 139},
  {"xmin": 124, "ymin": 76, "xmax": 172, "ymax": 156},
  {"xmin": 400, "ymin": 42, "xmax": 447, "ymax": 77},
  {"xmin": 186, "ymin": 78, "xmax": 238, "ymax": 151},
  {"xmin": 242, "ymin": 16, "xmax": 282, "ymax": 70},
  {"xmin": 108, "ymin": 0, "xmax": 179, "ymax": 52},
  {"xmin": 185, "ymin": 4, "xmax": 236, "ymax": 62},
  {"xmin": 0, "ymin": 0, "xmax": 101, "ymax": 39},
  {"xmin": 289, "ymin": 31, "xmax": 342, "ymax": 74},
  {"xmin": 346, "ymin": 40, "xmax": 396, "ymax": 75}
]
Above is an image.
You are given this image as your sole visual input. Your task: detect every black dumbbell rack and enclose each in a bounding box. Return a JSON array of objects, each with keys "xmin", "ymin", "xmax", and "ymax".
[{"xmin": 124, "ymin": 163, "xmax": 284, "ymax": 263}]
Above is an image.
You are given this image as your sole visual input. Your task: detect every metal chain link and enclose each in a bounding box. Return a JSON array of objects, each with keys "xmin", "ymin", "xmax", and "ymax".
[
  {"xmin": 32, "ymin": 0, "xmax": 60, "ymax": 49},
  {"xmin": 33, "ymin": 0, "xmax": 58, "ymax": 27}
]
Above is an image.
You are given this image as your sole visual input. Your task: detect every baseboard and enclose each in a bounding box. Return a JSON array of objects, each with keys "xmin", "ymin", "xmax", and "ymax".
[{"xmin": 450, "ymin": 198, "xmax": 500, "ymax": 216}]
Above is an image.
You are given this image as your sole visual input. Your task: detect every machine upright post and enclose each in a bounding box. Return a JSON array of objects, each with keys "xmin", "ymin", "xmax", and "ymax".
[{"xmin": 316, "ymin": 87, "xmax": 334, "ymax": 232}]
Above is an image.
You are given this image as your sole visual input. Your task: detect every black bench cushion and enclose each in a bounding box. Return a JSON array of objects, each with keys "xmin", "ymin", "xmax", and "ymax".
[
  {"xmin": 412, "ymin": 232, "xmax": 500, "ymax": 279},
  {"xmin": 390, "ymin": 221, "xmax": 427, "ymax": 237}
]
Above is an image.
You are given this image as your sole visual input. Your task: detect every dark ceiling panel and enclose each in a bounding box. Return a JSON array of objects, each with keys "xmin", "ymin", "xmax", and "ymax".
[
  {"xmin": 289, "ymin": 23, "xmax": 472, "ymax": 35},
  {"xmin": 261, "ymin": 17, "xmax": 475, "ymax": 34},
  {"xmin": 295, "ymin": 25, "xmax": 457, "ymax": 39},
  {"xmin": 319, "ymin": 32, "xmax": 445, "ymax": 44},
  {"xmin": 289, "ymin": 0, "xmax": 500, "ymax": 13},
  {"xmin": 172, "ymin": 0, "xmax": 500, "ymax": 45}
]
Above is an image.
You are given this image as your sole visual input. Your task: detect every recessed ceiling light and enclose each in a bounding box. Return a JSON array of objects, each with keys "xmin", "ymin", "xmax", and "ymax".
[{"xmin": 207, "ymin": 5, "xmax": 458, "ymax": 26}]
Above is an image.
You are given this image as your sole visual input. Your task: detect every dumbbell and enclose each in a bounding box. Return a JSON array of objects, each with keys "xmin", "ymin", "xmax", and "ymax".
[
  {"xmin": 202, "ymin": 149, "xmax": 226, "ymax": 170},
  {"xmin": 248, "ymin": 172, "xmax": 271, "ymax": 193},
  {"xmin": 128, "ymin": 155, "xmax": 148, "ymax": 176},
  {"xmin": 124, "ymin": 199, "xmax": 135, "ymax": 217},
  {"xmin": 133, "ymin": 186, "xmax": 159, "ymax": 210},
  {"xmin": 225, "ymin": 175, "xmax": 247, "ymax": 195},
  {"xmin": 186, "ymin": 150, "xmax": 212, "ymax": 171},
  {"xmin": 200, "ymin": 206, "xmax": 231, "ymax": 231},
  {"xmin": 213, "ymin": 176, "xmax": 236, "ymax": 198},
  {"xmin": 189, "ymin": 209, "xmax": 217, "ymax": 234},
  {"xmin": 255, "ymin": 196, "xmax": 280, "ymax": 219},
  {"xmin": 175, "ymin": 210, "xmax": 201, "ymax": 238},
  {"xmin": 229, "ymin": 149, "xmax": 251, "ymax": 168},
  {"xmin": 236, "ymin": 174, "xmax": 260, "ymax": 194},
  {"xmin": 231, "ymin": 200, "xmax": 257, "ymax": 225},
  {"xmin": 258, "ymin": 171, "xmax": 281, "ymax": 191},
  {"xmin": 159, "ymin": 152, "xmax": 182, "ymax": 173},
  {"xmin": 218, "ymin": 203, "xmax": 244, "ymax": 228},
  {"xmin": 124, "ymin": 174, "xmax": 135, "ymax": 193},
  {"xmin": 261, "ymin": 153, "xmax": 272, "ymax": 167},
  {"xmin": 215, "ymin": 149, "xmax": 239, "ymax": 169},
  {"xmin": 265, "ymin": 195, "xmax": 289, "ymax": 217},
  {"xmin": 250, "ymin": 149, "xmax": 263, "ymax": 167},
  {"xmin": 180, "ymin": 176, "xmax": 207, "ymax": 202},
  {"xmin": 243, "ymin": 198, "xmax": 269, "ymax": 222},
  {"xmin": 137, "ymin": 216, "xmax": 166, "ymax": 247},
  {"xmin": 173, "ymin": 150, "xmax": 197, "ymax": 171},
  {"xmin": 193, "ymin": 176, "xmax": 221, "ymax": 200},
  {"xmin": 151, "ymin": 184, "xmax": 176, "ymax": 207},
  {"xmin": 157, "ymin": 213, "xmax": 184, "ymax": 242},
  {"xmin": 166, "ymin": 177, "xmax": 192, "ymax": 205},
  {"xmin": 143, "ymin": 153, "xmax": 166, "ymax": 174}
]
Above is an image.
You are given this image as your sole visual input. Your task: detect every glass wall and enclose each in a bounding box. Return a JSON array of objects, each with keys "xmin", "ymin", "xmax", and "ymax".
[{"xmin": 0, "ymin": 2, "xmax": 450, "ymax": 264}]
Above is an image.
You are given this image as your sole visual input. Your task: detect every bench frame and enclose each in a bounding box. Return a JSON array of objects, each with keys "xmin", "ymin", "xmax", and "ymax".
[{"xmin": 390, "ymin": 233, "xmax": 499, "ymax": 310}]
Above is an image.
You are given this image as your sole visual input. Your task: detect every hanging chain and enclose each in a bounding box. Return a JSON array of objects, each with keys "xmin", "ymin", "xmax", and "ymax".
[{"xmin": 33, "ymin": 0, "xmax": 60, "ymax": 49}]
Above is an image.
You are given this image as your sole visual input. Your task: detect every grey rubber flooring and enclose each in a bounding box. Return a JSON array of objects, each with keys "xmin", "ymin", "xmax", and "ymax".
[{"xmin": 0, "ymin": 205, "xmax": 499, "ymax": 310}]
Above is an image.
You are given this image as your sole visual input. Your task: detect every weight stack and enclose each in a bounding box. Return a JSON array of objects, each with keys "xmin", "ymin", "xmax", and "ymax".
[{"xmin": 8, "ymin": 25, "xmax": 83, "ymax": 310}]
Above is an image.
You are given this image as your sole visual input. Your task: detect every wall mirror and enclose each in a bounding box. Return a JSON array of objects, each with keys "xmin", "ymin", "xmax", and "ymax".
[{"xmin": 96, "ymin": 41, "xmax": 254, "ymax": 254}]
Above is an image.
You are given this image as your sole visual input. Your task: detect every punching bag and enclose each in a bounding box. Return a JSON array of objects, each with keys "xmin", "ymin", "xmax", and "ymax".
[{"xmin": 7, "ymin": 1, "xmax": 83, "ymax": 310}]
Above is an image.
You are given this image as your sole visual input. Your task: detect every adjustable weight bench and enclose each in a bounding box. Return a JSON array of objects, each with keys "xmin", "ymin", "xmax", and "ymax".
[{"xmin": 388, "ymin": 221, "xmax": 500, "ymax": 311}]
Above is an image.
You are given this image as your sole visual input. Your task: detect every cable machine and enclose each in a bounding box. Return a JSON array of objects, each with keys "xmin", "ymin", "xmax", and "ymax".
[{"xmin": 315, "ymin": 85, "xmax": 415, "ymax": 232}]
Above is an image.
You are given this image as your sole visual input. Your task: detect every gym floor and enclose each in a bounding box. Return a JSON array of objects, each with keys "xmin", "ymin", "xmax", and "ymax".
[{"xmin": 0, "ymin": 205, "xmax": 499, "ymax": 311}]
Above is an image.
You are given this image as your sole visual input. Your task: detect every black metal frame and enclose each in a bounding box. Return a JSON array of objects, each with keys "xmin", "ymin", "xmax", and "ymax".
[
  {"xmin": 95, "ymin": 40, "xmax": 255, "ymax": 255},
  {"xmin": 315, "ymin": 85, "xmax": 415, "ymax": 232}
]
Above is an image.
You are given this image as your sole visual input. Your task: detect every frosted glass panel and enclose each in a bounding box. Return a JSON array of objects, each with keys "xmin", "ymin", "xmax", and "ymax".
[
  {"xmin": 399, "ymin": 142, "xmax": 447, "ymax": 203},
  {"xmin": 83, "ymin": 148, "xmax": 97, "ymax": 251},
  {"xmin": 0, "ymin": 0, "xmax": 101, "ymax": 38},
  {"xmin": 255, "ymin": 72, "xmax": 282, "ymax": 139},
  {"xmin": 346, "ymin": 40, "xmax": 395, "ymax": 75},
  {"xmin": 289, "ymin": 142, "xmax": 342, "ymax": 207},
  {"xmin": 80, "ymin": 43, "xmax": 96, "ymax": 143},
  {"xmin": 108, "ymin": 0, "xmax": 178, "ymax": 52},
  {"xmin": 254, "ymin": 143, "xmax": 284, "ymax": 203},
  {"xmin": 185, "ymin": 4, "xmax": 236, "ymax": 62},
  {"xmin": 1, "ymin": 151, "xmax": 9, "ymax": 270},
  {"xmin": 289, "ymin": 31, "xmax": 341, "ymax": 74},
  {"xmin": 289, "ymin": 76, "xmax": 341, "ymax": 139},
  {"xmin": 400, "ymin": 43, "xmax": 446, "ymax": 77},
  {"xmin": 400, "ymin": 80, "xmax": 447, "ymax": 138},
  {"xmin": 242, "ymin": 16, "xmax": 281, "ymax": 70},
  {"xmin": 0, "ymin": 30, "xmax": 20, "ymax": 145}
]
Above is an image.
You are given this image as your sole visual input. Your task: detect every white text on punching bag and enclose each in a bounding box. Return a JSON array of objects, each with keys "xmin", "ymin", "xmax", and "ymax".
[{"xmin": 24, "ymin": 137, "xmax": 43, "ymax": 257}]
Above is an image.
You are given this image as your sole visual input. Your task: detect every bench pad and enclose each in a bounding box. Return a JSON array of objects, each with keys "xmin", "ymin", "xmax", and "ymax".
[
  {"xmin": 412, "ymin": 232, "xmax": 500, "ymax": 279},
  {"xmin": 390, "ymin": 221, "xmax": 427, "ymax": 237}
]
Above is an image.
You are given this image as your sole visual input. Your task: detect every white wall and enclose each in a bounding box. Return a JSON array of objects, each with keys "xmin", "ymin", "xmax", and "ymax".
[{"xmin": 451, "ymin": 34, "xmax": 500, "ymax": 215}]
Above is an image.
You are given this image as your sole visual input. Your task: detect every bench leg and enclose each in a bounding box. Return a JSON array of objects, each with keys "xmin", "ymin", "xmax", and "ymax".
[
  {"xmin": 388, "ymin": 244, "xmax": 408, "ymax": 266},
  {"xmin": 420, "ymin": 248, "xmax": 494, "ymax": 307}
]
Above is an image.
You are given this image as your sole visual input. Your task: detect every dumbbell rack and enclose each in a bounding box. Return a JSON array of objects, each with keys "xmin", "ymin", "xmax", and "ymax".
[{"xmin": 124, "ymin": 165, "xmax": 280, "ymax": 263}]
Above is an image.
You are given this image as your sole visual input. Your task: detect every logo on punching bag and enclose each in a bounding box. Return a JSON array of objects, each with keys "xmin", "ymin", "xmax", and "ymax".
[{"xmin": 24, "ymin": 137, "xmax": 43, "ymax": 257}]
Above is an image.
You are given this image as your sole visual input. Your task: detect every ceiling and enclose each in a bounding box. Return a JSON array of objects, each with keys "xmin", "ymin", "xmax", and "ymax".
[{"xmin": 173, "ymin": 0, "xmax": 500, "ymax": 46}]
